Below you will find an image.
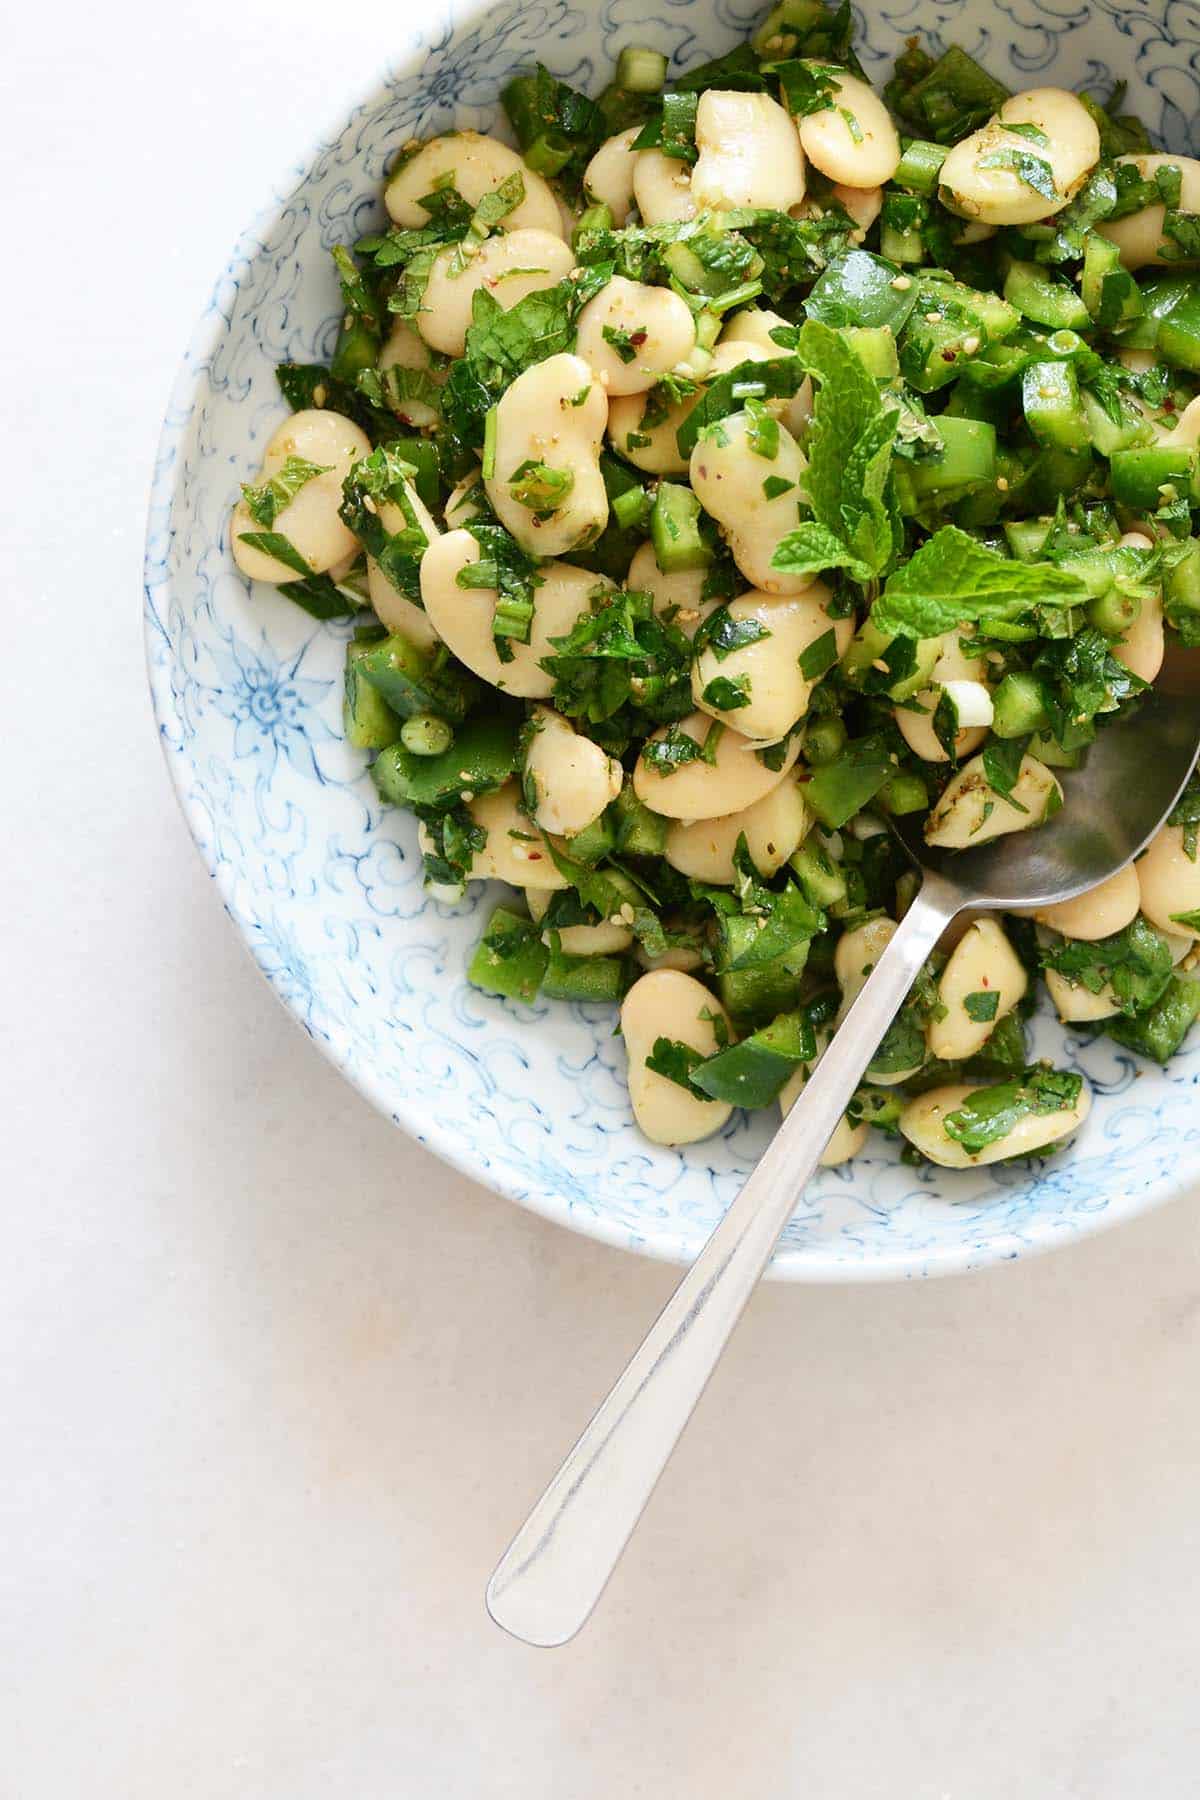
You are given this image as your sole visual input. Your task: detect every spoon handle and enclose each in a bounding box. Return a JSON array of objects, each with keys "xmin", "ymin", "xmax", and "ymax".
[{"xmin": 486, "ymin": 874, "xmax": 962, "ymax": 1647}]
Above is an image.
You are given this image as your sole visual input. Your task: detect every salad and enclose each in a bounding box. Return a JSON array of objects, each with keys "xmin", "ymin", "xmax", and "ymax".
[{"xmin": 229, "ymin": 5, "xmax": 1200, "ymax": 1166}]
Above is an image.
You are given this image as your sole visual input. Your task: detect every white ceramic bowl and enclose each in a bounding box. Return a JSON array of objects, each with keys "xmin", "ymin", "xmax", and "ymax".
[{"xmin": 144, "ymin": 0, "xmax": 1200, "ymax": 1279}]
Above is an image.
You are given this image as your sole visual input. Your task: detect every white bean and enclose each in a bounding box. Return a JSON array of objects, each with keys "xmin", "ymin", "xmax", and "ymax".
[
  {"xmin": 419, "ymin": 530, "xmax": 605, "ymax": 697},
  {"xmin": 690, "ymin": 410, "xmax": 812, "ymax": 594},
  {"xmin": 636, "ymin": 941, "xmax": 707, "ymax": 973},
  {"xmin": 1044, "ymin": 967, "xmax": 1121, "ymax": 1023},
  {"xmin": 452, "ymin": 782, "xmax": 567, "ymax": 889},
  {"xmin": 443, "ymin": 467, "xmax": 488, "ymax": 528},
  {"xmin": 798, "ymin": 71, "xmax": 900, "ymax": 188},
  {"xmin": 1032, "ymin": 864, "xmax": 1141, "ymax": 940},
  {"xmin": 931, "ymin": 629, "xmax": 989, "ymax": 685},
  {"xmin": 1098, "ymin": 154, "xmax": 1200, "ymax": 269},
  {"xmin": 583, "ymin": 127, "xmax": 640, "ymax": 224},
  {"xmin": 1111, "ymin": 588, "xmax": 1165, "ymax": 684},
  {"xmin": 417, "ymin": 230, "xmax": 575, "ymax": 357},
  {"xmin": 377, "ymin": 319, "xmax": 445, "ymax": 428},
  {"xmin": 665, "ymin": 778, "xmax": 810, "ymax": 883},
  {"xmin": 620, "ymin": 970, "xmax": 733, "ymax": 1145},
  {"xmin": 900, "ymin": 1077, "xmax": 1091, "ymax": 1167},
  {"xmin": 1137, "ymin": 825, "xmax": 1200, "ymax": 941},
  {"xmin": 893, "ymin": 628, "xmax": 991, "ymax": 761},
  {"xmin": 719, "ymin": 309, "xmax": 814, "ymax": 436},
  {"xmin": 486, "ymin": 352, "xmax": 609, "ymax": 556},
  {"xmin": 1160, "ymin": 397, "xmax": 1200, "ymax": 450},
  {"xmin": 928, "ymin": 918, "xmax": 1028, "ymax": 1061},
  {"xmin": 938, "ymin": 88, "xmax": 1100, "ymax": 226},
  {"xmin": 526, "ymin": 887, "xmax": 633, "ymax": 956},
  {"xmin": 925, "ymin": 753, "xmax": 1063, "ymax": 849},
  {"xmin": 835, "ymin": 916, "xmax": 898, "ymax": 1009},
  {"xmin": 575, "ymin": 275, "xmax": 697, "ymax": 395},
  {"xmin": 692, "ymin": 583, "xmax": 853, "ymax": 741},
  {"xmin": 693, "ymin": 90, "xmax": 807, "ymax": 212},
  {"xmin": 385, "ymin": 133, "xmax": 563, "ymax": 236},
  {"xmin": 634, "ymin": 710, "xmax": 801, "ymax": 819},
  {"xmin": 830, "ymin": 182, "xmax": 884, "ymax": 243},
  {"xmin": 779, "ymin": 1043, "xmax": 868, "ymax": 1167},
  {"xmin": 835, "ymin": 917, "xmax": 924, "ymax": 1083},
  {"xmin": 895, "ymin": 699, "xmax": 987, "ymax": 764},
  {"xmin": 633, "ymin": 148, "xmax": 697, "ymax": 224},
  {"xmin": 367, "ymin": 481, "xmax": 441, "ymax": 649},
  {"xmin": 523, "ymin": 705, "xmax": 623, "ymax": 837},
  {"xmin": 608, "ymin": 339, "xmax": 772, "ymax": 475},
  {"xmin": 231, "ymin": 408, "xmax": 372, "ymax": 583},
  {"xmin": 626, "ymin": 541, "xmax": 714, "ymax": 635}
]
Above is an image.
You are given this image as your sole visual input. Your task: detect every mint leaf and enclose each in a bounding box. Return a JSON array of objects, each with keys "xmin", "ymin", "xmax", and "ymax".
[
  {"xmin": 241, "ymin": 455, "xmax": 331, "ymax": 528},
  {"xmin": 798, "ymin": 627, "xmax": 839, "ymax": 680},
  {"xmin": 642, "ymin": 723, "xmax": 710, "ymax": 774},
  {"xmin": 942, "ymin": 1067, "xmax": 1082, "ymax": 1156},
  {"xmin": 872, "ymin": 526, "xmax": 1087, "ymax": 638},
  {"xmin": 771, "ymin": 520, "xmax": 852, "ymax": 577},
  {"xmin": 676, "ymin": 355, "xmax": 808, "ymax": 457},
  {"xmin": 975, "ymin": 148, "xmax": 1058, "ymax": 201},
  {"xmin": 964, "ymin": 990, "xmax": 1000, "ymax": 1023},
  {"xmin": 693, "ymin": 605, "xmax": 772, "ymax": 661},
  {"xmin": 982, "ymin": 734, "xmax": 1030, "ymax": 808},
  {"xmin": 770, "ymin": 319, "xmax": 897, "ymax": 586},
  {"xmin": 701, "ymin": 674, "xmax": 752, "ymax": 711},
  {"xmin": 645, "ymin": 1037, "xmax": 706, "ymax": 1093},
  {"xmin": 1041, "ymin": 917, "xmax": 1175, "ymax": 1016}
]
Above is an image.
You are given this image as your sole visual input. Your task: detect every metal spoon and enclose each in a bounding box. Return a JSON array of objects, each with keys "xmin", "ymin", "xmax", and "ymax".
[{"xmin": 487, "ymin": 651, "xmax": 1200, "ymax": 1648}]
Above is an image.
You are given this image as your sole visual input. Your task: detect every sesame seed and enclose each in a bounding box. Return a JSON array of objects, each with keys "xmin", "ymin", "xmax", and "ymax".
[
  {"xmin": 996, "ymin": 477, "xmax": 1009, "ymax": 492},
  {"xmin": 962, "ymin": 334, "xmax": 981, "ymax": 354},
  {"xmin": 362, "ymin": 495, "xmax": 378, "ymax": 514},
  {"xmin": 925, "ymin": 311, "xmax": 943, "ymax": 324},
  {"xmin": 890, "ymin": 275, "xmax": 912, "ymax": 291}
]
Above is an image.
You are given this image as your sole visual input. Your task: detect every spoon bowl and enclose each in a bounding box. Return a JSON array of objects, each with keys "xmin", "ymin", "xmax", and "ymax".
[{"xmin": 896, "ymin": 661, "xmax": 1200, "ymax": 912}]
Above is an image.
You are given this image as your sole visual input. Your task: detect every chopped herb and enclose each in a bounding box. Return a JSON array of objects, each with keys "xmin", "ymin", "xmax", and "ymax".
[
  {"xmin": 241, "ymin": 456, "xmax": 330, "ymax": 528},
  {"xmin": 645, "ymin": 1036, "xmax": 706, "ymax": 1091},
  {"xmin": 693, "ymin": 605, "xmax": 772, "ymax": 662},
  {"xmin": 701, "ymin": 674, "xmax": 752, "ymax": 711},
  {"xmin": 973, "ymin": 149, "xmax": 1058, "ymax": 202},
  {"xmin": 965, "ymin": 990, "xmax": 1000, "ymax": 1022},
  {"xmin": 942, "ymin": 1066, "xmax": 1083, "ymax": 1155},
  {"xmin": 798, "ymin": 628, "xmax": 839, "ymax": 681},
  {"xmin": 744, "ymin": 397, "xmax": 780, "ymax": 460},
  {"xmin": 1042, "ymin": 917, "xmax": 1176, "ymax": 1017},
  {"xmin": 508, "ymin": 459, "xmax": 575, "ymax": 514},
  {"xmin": 602, "ymin": 322, "xmax": 643, "ymax": 364}
]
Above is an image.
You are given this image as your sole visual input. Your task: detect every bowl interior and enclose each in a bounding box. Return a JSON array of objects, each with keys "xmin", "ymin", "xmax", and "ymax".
[{"xmin": 145, "ymin": 0, "xmax": 1200, "ymax": 1278}]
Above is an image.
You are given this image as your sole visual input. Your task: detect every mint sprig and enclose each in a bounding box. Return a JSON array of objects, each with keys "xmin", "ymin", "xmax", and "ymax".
[
  {"xmin": 771, "ymin": 319, "xmax": 898, "ymax": 586},
  {"xmin": 870, "ymin": 525, "xmax": 1088, "ymax": 639}
]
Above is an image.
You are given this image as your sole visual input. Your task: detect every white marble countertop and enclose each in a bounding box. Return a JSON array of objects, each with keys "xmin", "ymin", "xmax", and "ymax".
[{"xmin": 5, "ymin": 4, "xmax": 1200, "ymax": 1793}]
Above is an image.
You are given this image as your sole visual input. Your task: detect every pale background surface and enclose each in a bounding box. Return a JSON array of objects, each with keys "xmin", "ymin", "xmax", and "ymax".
[{"xmin": 4, "ymin": 5, "xmax": 1200, "ymax": 1795}]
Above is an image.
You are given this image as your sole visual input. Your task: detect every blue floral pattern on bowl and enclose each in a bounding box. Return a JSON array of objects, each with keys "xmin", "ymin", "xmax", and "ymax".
[{"xmin": 144, "ymin": 0, "xmax": 1200, "ymax": 1279}]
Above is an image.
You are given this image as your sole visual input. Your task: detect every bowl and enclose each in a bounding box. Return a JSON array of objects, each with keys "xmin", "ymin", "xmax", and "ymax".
[{"xmin": 144, "ymin": 0, "xmax": 1200, "ymax": 1280}]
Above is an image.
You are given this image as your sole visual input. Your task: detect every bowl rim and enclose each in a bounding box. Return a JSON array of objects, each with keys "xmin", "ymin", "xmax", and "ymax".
[{"xmin": 143, "ymin": 33, "xmax": 1186, "ymax": 1285}]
